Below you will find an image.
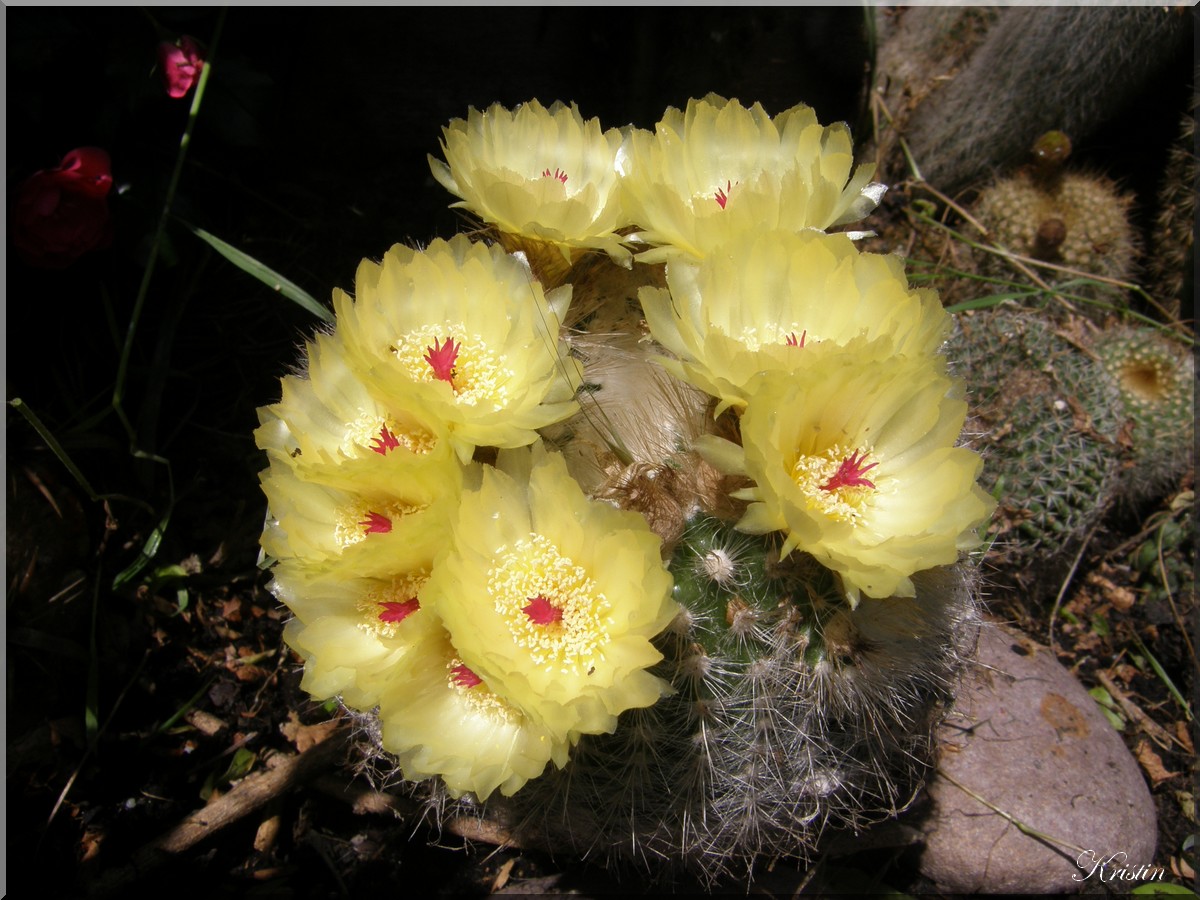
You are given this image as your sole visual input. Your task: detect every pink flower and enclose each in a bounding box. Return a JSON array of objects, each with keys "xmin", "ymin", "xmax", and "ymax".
[
  {"xmin": 11, "ymin": 147, "xmax": 114, "ymax": 268},
  {"xmin": 158, "ymin": 36, "xmax": 204, "ymax": 99}
]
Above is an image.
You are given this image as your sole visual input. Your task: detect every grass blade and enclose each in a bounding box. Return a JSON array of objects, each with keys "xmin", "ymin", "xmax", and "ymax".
[
  {"xmin": 9, "ymin": 398, "xmax": 99, "ymax": 501},
  {"xmin": 188, "ymin": 224, "xmax": 333, "ymax": 323}
]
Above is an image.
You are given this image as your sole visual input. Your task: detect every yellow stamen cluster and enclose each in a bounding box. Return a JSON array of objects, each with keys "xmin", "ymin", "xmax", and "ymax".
[
  {"xmin": 790, "ymin": 443, "xmax": 878, "ymax": 523},
  {"xmin": 488, "ymin": 534, "xmax": 610, "ymax": 670},
  {"xmin": 391, "ymin": 324, "xmax": 514, "ymax": 409}
]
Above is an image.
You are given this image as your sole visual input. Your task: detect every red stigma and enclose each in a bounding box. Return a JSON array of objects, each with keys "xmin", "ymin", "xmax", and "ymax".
[
  {"xmin": 378, "ymin": 598, "xmax": 419, "ymax": 623},
  {"xmin": 714, "ymin": 180, "xmax": 733, "ymax": 209},
  {"xmin": 369, "ymin": 424, "xmax": 401, "ymax": 455},
  {"xmin": 423, "ymin": 336, "xmax": 460, "ymax": 385},
  {"xmin": 820, "ymin": 449, "xmax": 878, "ymax": 492},
  {"xmin": 785, "ymin": 330, "xmax": 807, "ymax": 348},
  {"xmin": 542, "ymin": 167, "xmax": 568, "ymax": 184},
  {"xmin": 451, "ymin": 663, "xmax": 483, "ymax": 688},
  {"xmin": 359, "ymin": 511, "xmax": 393, "ymax": 534},
  {"xmin": 522, "ymin": 595, "xmax": 563, "ymax": 625}
]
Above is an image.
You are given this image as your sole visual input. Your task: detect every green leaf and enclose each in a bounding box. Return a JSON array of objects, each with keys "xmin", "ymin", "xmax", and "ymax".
[
  {"xmin": 224, "ymin": 747, "xmax": 258, "ymax": 782},
  {"xmin": 1130, "ymin": 884, "xmax": 1197, "ymax": 896},
  {"xmin": 1131, "ymin": 632, "xmax": 1194, "ymax": 721},
  {"xmin": 187, "ymin": 224, "xmax": 333, "ymax": 323},
  {"xmin": 112, "ymin": 512, "xmax": 170, "ymax": 589},
  {"xmin": 1088, "ymin": 686, "xmax": 1126, "ymax": 731},
  {"xmin": 946, "ymin": 291, "xmax": 1040, "ymax": 313}
]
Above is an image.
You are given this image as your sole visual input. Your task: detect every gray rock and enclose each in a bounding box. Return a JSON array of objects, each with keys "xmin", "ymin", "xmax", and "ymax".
[{"xmin": 917, "ymin": 622, "xmax": 1158, "ymax": 894}]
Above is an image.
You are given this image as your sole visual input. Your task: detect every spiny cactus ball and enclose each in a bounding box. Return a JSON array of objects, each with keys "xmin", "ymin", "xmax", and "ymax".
[
  {"xmin": 972, "ymin": 170, "xmax": 1138, "ymax": 304},
  {"xmin": 949, "ymin": 306, "xmax": 1126, "ymax": 585},
  {"xmin": 499, "ymin": 517, "xmax": 980, "ymax": 881},
  {"xmin": 1092, "ymin": 326, "xmax": 1195, "ymax": 503}
]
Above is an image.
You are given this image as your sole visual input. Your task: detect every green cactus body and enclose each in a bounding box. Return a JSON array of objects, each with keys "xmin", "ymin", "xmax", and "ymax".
[
  {"xmin": 972, "ymin": 171, "xmax": 1137, "ymax": 307},
  {"xmin": 1092, "ymin": 326, "xmax": 1195, "ymax": 503},
  {"xmin": 492, "ymin": 514, "xmax": 979, "ymax": 881},
  {"xmin": 1128, "ymin": 494, "xmax": 1195, "ymax": 614},
  {"xmin": 949, "ymin": 307, "xmax": 1125, "ymax": 582}
]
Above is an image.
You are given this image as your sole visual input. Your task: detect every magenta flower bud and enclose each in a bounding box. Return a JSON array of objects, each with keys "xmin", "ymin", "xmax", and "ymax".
[{"xmin": 158, "ymin": 35, "xmax": 204, "ymax": 99}]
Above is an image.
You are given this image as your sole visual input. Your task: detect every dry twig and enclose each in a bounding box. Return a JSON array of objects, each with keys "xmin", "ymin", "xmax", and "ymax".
[{"xmin": 89, "ymin": 727, "xmax": 352, "ymax": 897}]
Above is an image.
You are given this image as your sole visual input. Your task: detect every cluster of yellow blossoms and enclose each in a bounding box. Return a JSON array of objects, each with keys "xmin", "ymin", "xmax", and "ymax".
[
  {"xmin": 258, "ymin": 238, "xmax": 676, "ymax": 799},
  {"xmin": 258, "ymin": 95, "xmax": 994, "ymax": 800}
]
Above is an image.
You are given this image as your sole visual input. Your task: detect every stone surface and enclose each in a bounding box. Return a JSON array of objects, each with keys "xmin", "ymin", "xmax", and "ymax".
[{"xmin": 916, "ymin": 622, "xmax": 1158, "ymax": 894}]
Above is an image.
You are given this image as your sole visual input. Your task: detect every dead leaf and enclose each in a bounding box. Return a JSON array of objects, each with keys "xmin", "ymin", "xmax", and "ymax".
[
  {"xmin": 1086, "ymin": 571, "xmax": 1136, "ymax": 612},
  {"xmin": 1171, "ymin": 855, "xmax": 1195, "ymax": 880},
  {"xmin": 1134, "ymin": 738, "xmax": 1180, "ymax": 786},
  {"xmin": 1175, "ymin": 790, "xmax": 1195, "ymax": 823},
  {"xmin": 1113, "ymin": 663, "xmax": 1138, "ymax": 685},
  {"xmin": 185, "ymin": 709, "xmax": 227, "ymax": 737},
  {"xmin": 254, "ymin": 813, "xmax": 281, "ymax": 854},
  {"xmin": 80, "ymin": 828, "xmax": 104, "ymax": 863},
  {"xmin": 491, "ymin": 857, "xmax": 516, "ymax": 893},
  {"xmin": 234, "ymin": 665, "xmax": 270, "ymax": 683},
  {"xmin": 221, "ymin": 597, "xmax": 243, "ymax": 622},
  {"xmin": 280, "ymin": 711, "xmax": 340, "ymax": 753},
  {"xmin": 1175, "ymin": 720, "xmax": 1194, "ymax": 754}
]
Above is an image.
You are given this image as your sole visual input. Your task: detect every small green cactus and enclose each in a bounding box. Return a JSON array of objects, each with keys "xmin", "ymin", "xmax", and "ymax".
[
  {"xmin": 1091, "ymin": 326, "xmax": 1195, "ymax": 504},
  {"xmin": 971, "ymin": 135, "xmax": 1138, "ymax": 309},
  {"xmin": 949, "ymin": 306, "xmax": 1127, "ymax": 584},
  {"xmin": 1128, "ymin": 492, "xmax": 1194, "ymax": 614}
]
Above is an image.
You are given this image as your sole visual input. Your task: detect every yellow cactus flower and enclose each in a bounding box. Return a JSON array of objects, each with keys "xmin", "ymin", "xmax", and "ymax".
[
  {"xmin": 619, "ymin": 94, "xmax": 884, "ymax": 262},
  {"xmin": 258, "ymin": 442, "xmax": 462, "ymax": 579},
  {"xmin": 696, "ymin": 354, "xmax": 995, "ymax": 605},
  {"xmin": 375, "ymin": 626, "xmax": 574, "ymax": 800},
  {"xmin": 421, "ymin": 445, "xmax": 678, "ymax": 739},
  {"xmin": 640, "ymin": 230, "xmax": 951, "ymax": 413},
  {"xmin": 429, "ymin": 100, "xmax": 632, "ymax": 278},
  {"xmin": 272, "ymin": 562, "xmax": 439, "ymax": 711},
  {"xmin": 255, "ymin": 331, "xmax": 444, "ymax": 470},
  {"xmin": 331, "ymin": 235, "xmax": 582, "ymax": 461}
]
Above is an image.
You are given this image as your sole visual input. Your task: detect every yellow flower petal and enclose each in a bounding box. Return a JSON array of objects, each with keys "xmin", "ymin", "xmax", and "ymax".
[
  {"xmin": 713, "ymin": 352, "xmax": 994, "ymax": 603},
  {"xmin": 255, "ymin": 331, "xmax": 444, "ymax": 469},
  {"xmin": 641, "ymin": 229, "xmax": 950, "ymax": 412},
  {"xmin": 430, "ymin": 100, "xmax": 631, "ymax": 266},
  {"xmin": 375, "ymin": 628, "xmax": 573, "ymax": 800},
  {"xmin": 331, "ymin": 235, "xmax": 582, "ymax": 460},
  {"xmin": 258, "ymin": 446, "xmax": 462, "ymax": 579},
  {"xmin": 421, "ymin": 445, "xmax": 678, "ymax": 739},
  {"xmin": 619, "ymin": 95, "xmax": 883, "ymax": 261},
  {"xmin": 277, "ymin": 570, "xmax": 437, "ymax": 710}
]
